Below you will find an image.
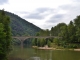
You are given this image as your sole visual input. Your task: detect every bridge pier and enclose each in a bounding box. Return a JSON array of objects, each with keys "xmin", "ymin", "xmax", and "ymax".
[
  {"xmin": 20, "ymin": 40, "xmax": 24, "ymax": 50},
  {"xmin": 13, "ymin": 37, "xmax": 28, "ymax": 50},
  {"xmin": 19, "ymin": 38, "xmax": 29, "ymax": 50}
]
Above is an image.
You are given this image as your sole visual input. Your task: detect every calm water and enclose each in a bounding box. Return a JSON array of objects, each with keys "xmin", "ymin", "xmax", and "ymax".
[{"xmin": 9, "ymin": 47, "xmax": 80, "ymax": 60}]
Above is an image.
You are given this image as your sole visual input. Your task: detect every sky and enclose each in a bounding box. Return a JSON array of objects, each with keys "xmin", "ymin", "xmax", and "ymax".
[{"xmin": 0, "ymin": 0, "xmax": 80, "ymax": 30}]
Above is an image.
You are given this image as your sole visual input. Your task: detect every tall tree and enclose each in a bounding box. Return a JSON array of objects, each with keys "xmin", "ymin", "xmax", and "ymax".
[
  {"xmin": 51, "ymin": 23, "xmax": 67, "ymax": 36},
  {"xmin": 74, "ymin": 15, "xmax": 80, "ymax": 28},
  {"xmin": 74, "ymin": 15, "xmax": 80, "ymax": 43},
  {"xmin": 68, "ymin": 21, "xmax": 76, "ymax": 43},
  {"xmin": 76, "ymin": 28, "xmax": 80, "ymax": 42},
  {"xmin": 59, "ymin": 25, "xmax": 69, "ymax": 46},
  {"xmin": 0, "ymin": 23, "xmax": 6, "ymax": 60},
  {"xmin": 0, "ymin": 9, "xmax": 11, "ymax": 60}
]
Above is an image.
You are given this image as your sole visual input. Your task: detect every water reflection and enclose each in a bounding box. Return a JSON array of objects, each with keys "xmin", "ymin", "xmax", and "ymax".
[
  {"xmin": 49, "ymin": 50, "xmax": 52, "ymax": 60},
  {"xmin": 9, "ymin": 47, "xmax": 80, "ymax": 60},
  {"xmin": 29, "ymin": 57, "xmax": 40, "ymax": 60},
  {"xmin": 30, "ymin": 49, "xmax": 53, "ymax": 60}
]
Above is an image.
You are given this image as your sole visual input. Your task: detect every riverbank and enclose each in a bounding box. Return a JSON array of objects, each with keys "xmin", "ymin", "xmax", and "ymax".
[
  {"xmin": 74, "ymin": 49, "xmax": 80, "ymax": 51},
  {"xmin": 38, "ymin": 47, "xmax": 73, "ymax": 51},
  {"xmin": 32, "ymin": 46, "xmax": 80, "ymax": 51},
  {"xmin": 38, "ymin": 47, "xmax": 53, "ymax": 50},
  {"xmin": 38, "ymin": 47, "xmax": 80, "ymax": 51},
  {"xmin": 32, "ymin": 46, "xmax": 64, "ymax": 50}
]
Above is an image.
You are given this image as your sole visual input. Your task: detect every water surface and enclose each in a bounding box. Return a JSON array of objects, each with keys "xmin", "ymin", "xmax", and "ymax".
[{"xmin": 9, "ymin": 47, "xmax": 80, "ymax": 60}]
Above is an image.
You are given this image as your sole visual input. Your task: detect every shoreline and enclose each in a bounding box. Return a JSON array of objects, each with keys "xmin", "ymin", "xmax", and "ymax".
[
  {"xmin": 74, "ymin": 49, "xmax": 80, "ymax": 51},
  {"xmin": 38, "ymin": 47, "xmax": 53, "ymax": 50},
  {"xmin": 32, "ymin": 46, "xmax": 80, "ymax": 51}
]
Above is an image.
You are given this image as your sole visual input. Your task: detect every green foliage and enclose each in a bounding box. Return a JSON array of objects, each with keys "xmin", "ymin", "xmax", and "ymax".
[
  {"xmin": 66, "ymin": 44, "xmax": 77, "ymax": 48},
  {"xmin": 53, "ymin": 38, "xmax": 60, "ymax": 46},
  {"xmin": 74, "ymin": 15, "xmax": 80, "ymax": 28},
  {"xmin": 0, "ymin": 10, "xmax": 11, "ymax": 60},
  {"xmin": 0, "ymin": 23, "xmax": 6, "ymax": 60},
  {"xmin": 39, "ymin": 29, "xmax": 50, "ymax": 36},
  {"xmin": 32, "ymin": 15, "xmax": 80, "ymax": 48},
  {"xmin": 50, "ymin": 15, "xmax": 80, "ymax": 48},
  {"xmin": 32, "ymin": 38, "xmax": 52, "ymax": 47},
  {"xmin": 68, "ymin": 21, "xmax": 76, "ymax": 43},
  {"xmin": 76, "ymin": 28, "xmax": 80, "ymax": 42},
  {"xmin": 47, "ymin": 40, "xmax": 51, "ymax": 47},
  {"xmin": 74, "ymin": 16, "xmax": 80, "ymax": 43},
  {"xmin": 0, "ymin": 10, "xmax": 42, "ymax": 48},
  {"xmin": 51, "ymin": 23, "xmax": 67, "ymax": 36}
]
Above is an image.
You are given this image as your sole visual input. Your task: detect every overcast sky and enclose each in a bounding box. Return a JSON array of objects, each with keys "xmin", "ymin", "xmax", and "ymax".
[{"xmin": 0, "ymin": 0, "xmax": 80, "ymax": 30}]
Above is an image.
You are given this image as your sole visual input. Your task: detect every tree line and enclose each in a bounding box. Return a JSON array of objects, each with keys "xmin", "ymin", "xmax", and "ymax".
[{"xmin": 32, "ymin": 15, "xmax": 80, "ymax": 48}]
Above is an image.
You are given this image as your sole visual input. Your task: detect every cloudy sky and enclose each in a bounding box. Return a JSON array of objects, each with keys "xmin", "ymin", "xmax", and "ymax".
[{"xmin": 0, "ymin": 0, "xmax": 80, "ymax": 30}]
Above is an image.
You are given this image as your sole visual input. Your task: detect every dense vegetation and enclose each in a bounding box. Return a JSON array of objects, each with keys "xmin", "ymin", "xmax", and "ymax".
[
  {"xmin": 4, "ymin": 11, "xmax": 41, "ymax": 36},
  {"xmin": 3, "ymin": 11, "xmax": 41, "ymax": 47},
  {"xmin": 32, "ymin": 16, "xmax": 80, "ymax": 48},
  {"xmin": 0, "ymin": 10, "xmax": 11, "ymax": 60},
  {"xmin": 32, "ymin": 29, "xmax": 53, "ymax": 47}
]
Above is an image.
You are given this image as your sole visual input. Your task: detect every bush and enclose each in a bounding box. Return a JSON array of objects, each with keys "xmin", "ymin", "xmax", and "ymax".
[{"xmin": 66, "ymin": 44, "xmax": 77, "ymax": 48}]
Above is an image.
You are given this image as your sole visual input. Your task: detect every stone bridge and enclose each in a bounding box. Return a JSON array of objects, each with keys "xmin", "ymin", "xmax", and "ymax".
[{"xmin": 12, "ymin": 36, "xmax": 61, "ymax": 49}]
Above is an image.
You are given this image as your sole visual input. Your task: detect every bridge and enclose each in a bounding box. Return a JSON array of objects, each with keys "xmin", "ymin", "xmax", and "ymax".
[{"xmin": 12, "ymin": 36, "xmax": 61, "ymax": 49}]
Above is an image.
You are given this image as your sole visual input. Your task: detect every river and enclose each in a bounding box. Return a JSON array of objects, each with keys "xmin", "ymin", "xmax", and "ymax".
[{"xmin": 9, "ymin": 47, "xmax": 80, "ymax": 60}]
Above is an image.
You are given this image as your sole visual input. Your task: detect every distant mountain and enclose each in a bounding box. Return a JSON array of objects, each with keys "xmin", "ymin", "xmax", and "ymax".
[{"xmin": 4, "ymin": 11, "xmax": 41, "ymax": 36}]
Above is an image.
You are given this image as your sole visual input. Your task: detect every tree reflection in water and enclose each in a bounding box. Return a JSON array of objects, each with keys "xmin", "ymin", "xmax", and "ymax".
[{"xmin": 29, "ymin": 57, "xmax": 40, "ymax": 60}]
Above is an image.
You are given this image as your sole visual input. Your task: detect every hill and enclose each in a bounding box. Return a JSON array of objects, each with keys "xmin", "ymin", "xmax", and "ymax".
[{"xmin": 4, "ymin": 11, "xmax": 41, "ymax": 36}]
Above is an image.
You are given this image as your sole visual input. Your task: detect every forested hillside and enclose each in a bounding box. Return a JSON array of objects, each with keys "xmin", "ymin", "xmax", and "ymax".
[{"xmin": 3, "ymin": 11, "xmax": 41, "ymax": 36}]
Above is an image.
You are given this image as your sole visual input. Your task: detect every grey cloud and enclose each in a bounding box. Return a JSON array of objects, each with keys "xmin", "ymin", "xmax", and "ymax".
[
  {"xmin": 42, "ymin": 23, "xmax": 57, "ymax": 30},
  {"xmin": 0, "ymin": 0, "xmax": 8, "ymax": 5},
  {"xmin": 47, "ymin": 14, "xmax": 64, "ymax": 23},
  {"xmin": 24, "ymin": 8, "xmax": 54, "ymax": 19},
  {"xmin": 43, "ymin": 24, "xmax": 55, "ymax": 29},
  {"xmin": 43, "ymin": 1, "xmax": 80, "ymax": 29},
  {"xmin": 53, "ymin": 14, "xmax": 64, "ymax": 19},
  {"xmin": 25, "ymin": 12, "xmax": 44, "ymax": 19},
  {"xmin": 37, "ymin": 8, "xmax": 53, "ymax": 13},
  {"xmin": 60, "ymin": 3, "xmax": 80, "ymax": 20},
  {"xmin": 60, "ymin": 0, "xmax": 80, "ymax": 12}
]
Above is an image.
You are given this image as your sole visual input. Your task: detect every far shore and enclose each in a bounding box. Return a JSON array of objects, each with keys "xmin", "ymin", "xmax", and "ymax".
[
  {"xmin": 74, "ymin": 49, "xmax": 80, "ymax": 51},
  {"xmin": 32, "ymin": 46, "xmax": 80, "ymax": 51}
]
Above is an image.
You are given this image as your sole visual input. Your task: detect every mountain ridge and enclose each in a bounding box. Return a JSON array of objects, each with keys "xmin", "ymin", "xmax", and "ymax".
[{"xmin": 3, "ymin": 11, "xmax": 42, "ymax": 36}]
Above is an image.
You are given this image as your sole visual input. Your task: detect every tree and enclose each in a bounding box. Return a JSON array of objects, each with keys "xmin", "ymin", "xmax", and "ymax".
[
  {"xmin": 47, "ymin": 40, "xmax": 51, "ymax": 47},
  {"xmin": 51, "ymin": 27, "xmax": 54, "ymax": 36},
  {"xmin": 74, "ymin": 16, "xmax": 80, "ymax": 43},
  {"xmin": 53, "ymin": 38, "xmax": 60, "ymax": 46},
  {"xmin": 76, "ymin": 28, "xmax": 80, "ymax": 42},
  {"xmin": 74, "ymin": 15, "xmax": 80, "ymax": 28},
  {"xmin": 0, "ymin": 23, "xmax": 6, "ymax": 60},
  {"xmin": 50, "ymin": 23, "xmax": 67, "ymax": 36},
  {"xmin": 59, "ymin": 25, "xmax": 69, "ymax": 47},
  {"xmin": 68, "ymin": 21, "xmax": 76, "ymax": 43},
  {"xmin": 0, "ymin": 9, "xmax": 11, "ymax": 60}
]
